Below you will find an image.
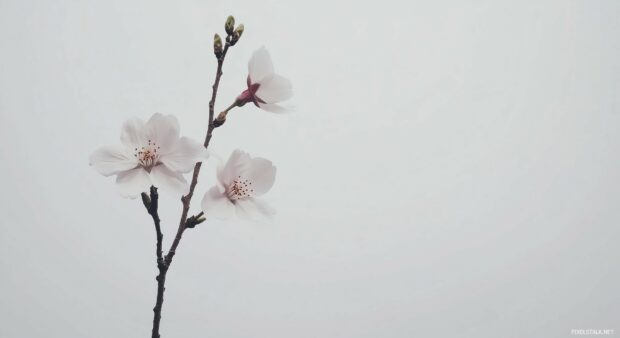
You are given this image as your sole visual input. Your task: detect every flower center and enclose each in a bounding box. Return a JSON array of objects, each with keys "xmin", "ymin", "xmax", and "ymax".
[
  {"xmin": 227, "ymin": 176, "xmax": 254, "ymax": 201},
  {"xmin": 134, "ymin": 139, "xmax": 161, "ymax": 170}
]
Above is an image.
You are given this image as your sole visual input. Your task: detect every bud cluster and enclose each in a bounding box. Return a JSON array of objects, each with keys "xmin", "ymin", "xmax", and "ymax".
[
  {"xmin": 225, "ymin": 15, "xmax": 244, "ymax": 45},
  {"xmin": 213, "ymin": 15, "xmax": 244, "ymax": 58}
]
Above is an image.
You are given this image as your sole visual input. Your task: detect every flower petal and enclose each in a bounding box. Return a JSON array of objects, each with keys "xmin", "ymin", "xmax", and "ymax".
[
  {"xmin": 244, "ymin": 157, "xmax": 276, "ymax": 196},
  {"xmin": 150, "ymin": 165, "xmax": 189, "ymax": 195},
  {"xmin": 235, "ymin": 198, "xmax": 275, "ymax": 220},
  {"xmin": 248, "ymin": 47, "xmax": 274, "ymax": 84},
  {"xmin": 201, "ymin": 186, "xmax": 235, "ymax": 220},
  {"xmin": 89, "ymin": 145, "xmax": 138, "ymax": 176},
  {"xmin": 115, "ymin": 167, "xmax": 151, "ymax": 198},
  {"xmin": 120, "ymin": 117, "xmax": 146, "ymax": 148},
  {"xmin": 144, "ymin": 113, "xmax": 180, "ymax": 154},
  {"xmin": 257, "ymin": 102, "xmax": 290, "ymax": 114},
  {"xmin": 160, "ymin": 137, "xmax": 208, "ymax": 173},
  {"xmin": 217, "ymin": 149, "xmax": 251, "ymax": 186},
  {"xmin": 255, "ymin": 74, "xmax": 293, "ymax": 103}
]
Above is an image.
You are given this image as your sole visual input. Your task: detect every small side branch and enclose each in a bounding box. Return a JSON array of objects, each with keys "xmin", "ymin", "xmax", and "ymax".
[
  {"xmin": 142, "ymin": 186, "xmax": 164, "ymax": 266},
  {"xmin": 142, "ymin": 186, "xmax": 167, "ymax": 338}
]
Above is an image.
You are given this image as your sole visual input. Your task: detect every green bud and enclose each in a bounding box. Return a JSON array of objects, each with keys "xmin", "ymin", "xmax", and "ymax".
[
  {"xmin": 235, "ymin": 24, "xmax": 244, "ymax": 37},
  {"xmin": 234, "ymin": 24, "xmax": 245, "ymax": 39},
  {"xmin": 185, "ymin": 214, "xmax": 207, "ymax": 228},
  {"xmin": 230, "ymin": 24, "xmax": 244, "ymax": 46},
  {"xmin": 225, "ymin": 15, "xmax": 235, "ymax": 35},
  {"xmin": 213, "ymin": 111, "xmax": 227, "ymax": 127},
  {"xmin": 213, "ymin": 33, "xmax": 223, "ymax": 58}
]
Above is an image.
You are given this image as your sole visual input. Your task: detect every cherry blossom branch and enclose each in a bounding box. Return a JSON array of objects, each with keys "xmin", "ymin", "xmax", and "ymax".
[
  {"xmin": 150, "ymin": 20, "xmax": 241, "ymax": 338},
  {"xmin": 89, "ymin": 14, "xmax": 289, "ymax": 338}
]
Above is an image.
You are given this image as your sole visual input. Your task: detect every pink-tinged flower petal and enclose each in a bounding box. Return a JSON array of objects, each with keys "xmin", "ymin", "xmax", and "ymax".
[
  {"xmin": 150, "ymin": 165, "xmax": 189, "ymax": 195},
  {"xmin": 201, "ymin": 186, "xmax": 235, "ymax": 219},
  {"xmin": 120, "ymin": 117, "xmax": 145, "ymax": 148},
  {"xmin": 89, "ymin": 145, "xmax": 138, "ymax": 176},
  {"xmin": 243, "ymin": 157, "xmax": 276, "ymax": 196},
  {"xmin": 216, "ymin": 149, "xmax": 251, "ymax": 186},
  {"xmin": 160, "ymin": 137, "xmax": 208, "ymax": 173},
  {"xmin": 144, "ymin": 113, "xmax": 180, "ymax": 154},
  {"xmin": 235, "ymin": 198, "xmax": 275, "ymax": 220},
  {"xmin": 248, "ymin": 47, "xmax": 274, "ymax": 84},
  {"xmin": 257, "ymin": 102, "xmax": 290, "ymax": 114},
  {"xmin": 115, "ymin": 167, "xmax": 151, "ymax": 198},
  {"xmin": 255, "ymin": 74, "xmax": 293, "ymax": 103}
]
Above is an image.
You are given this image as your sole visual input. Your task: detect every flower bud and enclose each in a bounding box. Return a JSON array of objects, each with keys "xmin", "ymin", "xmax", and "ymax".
[
  {"xmin": 213, "ymin": 34, "xmax": 223, "ymax": 58},
  {"xmin": 141, "ymin": 192, "xmax": 151, "ymax": 211},
  {"xmin": 235, "ymin": 24, "xmax": 244, "ymax": 37},
  {"xmin": 213, "ymin": 111, "xmax": 227, "ymax": 127},
  {"xmin": 230, "ymin": 24, "xmax": 244, "ymax": 45},
  {"xmin": 225, "ymin": 15, "xmax": 235, "ymax": 35},
  {"xmin": 186, "ymin": 214, "xmax": 206, "ymax": 228}
]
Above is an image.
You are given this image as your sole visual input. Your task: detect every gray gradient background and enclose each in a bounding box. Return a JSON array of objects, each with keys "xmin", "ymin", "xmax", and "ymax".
[{"xmin": 1, "ymin": 1, "xmax": 619, "ymax": 337}]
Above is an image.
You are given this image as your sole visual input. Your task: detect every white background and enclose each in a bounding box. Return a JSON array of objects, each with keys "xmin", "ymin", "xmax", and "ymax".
[{"xmin": 1, "ymin": 1, "xmax": 619, "ymax": 337}]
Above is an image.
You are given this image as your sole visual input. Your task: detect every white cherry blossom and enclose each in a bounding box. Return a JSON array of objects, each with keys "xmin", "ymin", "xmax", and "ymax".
[
  {"xmin": 235, "ymin": 47, "xmax": 293, "ymax": 113},
  {"xmin": 89, "ymin": 113, "xmax": 208, "ymax": 197},
  {"xmin": 201, "ymin": 149, "xmax": 276, "ymax": 220}
]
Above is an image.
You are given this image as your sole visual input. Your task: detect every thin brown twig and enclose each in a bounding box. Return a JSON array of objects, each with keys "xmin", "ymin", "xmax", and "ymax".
[
  {"xmin": 165, "ymin": 41, "xmax": 230, "ymax": 265},
  {"xmin": 142, "ymin": 186, "xmax": 166, "ymax": 338},
  {"xmin": 149, "ymin": 40, "xmax": 232, "ymax": 338},
  {"xmin": 148, "ymin": 186, "xmax": 164, "ymax": 263}
]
